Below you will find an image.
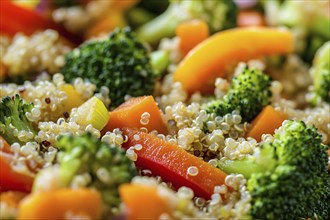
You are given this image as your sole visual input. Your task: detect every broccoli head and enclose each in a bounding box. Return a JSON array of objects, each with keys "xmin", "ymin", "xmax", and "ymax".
[
  {"xmin": 311, "ymin": 41, "xmax": 330, "ymax": 104},
  {"xmin": 57, "ymin": 132, "xmax": 137, "ymax": 207},
  {"xmin": 136, "ymin": 0, "xmax": 238, "ymax": 44},
  {"xmin": 61, "ymin": 27, "xmax": 156, "ymax": 108},
  {"xmin": 0, "ymin": 94, "xmax": 37, "ymax": 145},
  {"xmin": 219, "ymin": 120, "xmax": 330, "ymax": 219},
  {"xmin": 204, "ymin": 67, "xmax": 272, "ymax": 122}
]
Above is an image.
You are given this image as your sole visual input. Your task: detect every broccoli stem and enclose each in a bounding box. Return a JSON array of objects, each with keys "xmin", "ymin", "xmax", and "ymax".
[
  {"xmin": 136, "ymin": 4, "xmax": 187, "ymax": 44},
  {"xmin": 150, "ymin": 50, "xmax": 170, "ymax": 76}
]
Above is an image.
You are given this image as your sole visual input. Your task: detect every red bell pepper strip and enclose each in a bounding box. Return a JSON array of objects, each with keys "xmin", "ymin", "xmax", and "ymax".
[
  {"xmin": 121, "ymin": 127, "xmax": 228, "ymax": 199},
  {"xmin": 0, "ymin": 0, "xmax": 82, "ymax": 44},
  {"xmin": 0, "ymin": 151, "xmax": 34, "ymax": 193}
]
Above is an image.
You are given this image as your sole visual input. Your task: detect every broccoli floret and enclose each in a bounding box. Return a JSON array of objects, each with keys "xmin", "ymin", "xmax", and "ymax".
[
  {"xmin": 0, "ymin": 94, "xmax": 37, "ymax": 145},
  {"xmin": 136, "ymin": 0, "xmax": 238, "ymax": 44},
  {"xmin": 61, "ymin": 27, "xmax": 156, "ymax": 108},
  {"xmin": 57, "ymin": 133, "xmax": 137, "ymax": 207},
  {"xmin": 204, "ymin": 67, "xmax": 272, "ymax": 122},
  {"xmin": 218, "ymin": 120, "xmax": 330, "ymax": 219},
  {"xmin": 310, "ymin": 41, "xmax": 330, "ymax": 104}
]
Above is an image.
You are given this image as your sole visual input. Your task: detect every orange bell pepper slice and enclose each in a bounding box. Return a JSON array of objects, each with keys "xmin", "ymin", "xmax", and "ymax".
[{"xmin": 173, "ymin": 27, "xmax": 293, "ymax": 94}]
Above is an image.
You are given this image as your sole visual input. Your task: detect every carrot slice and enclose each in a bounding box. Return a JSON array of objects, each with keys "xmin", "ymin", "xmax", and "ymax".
[
  {"xmin": 85, "ymin": 11, "xmax": 126, "ymax": 39},
  {"xmin": 173, "ymin": 27, "xmax": 293, "ymax": 94},
  {"xmin": 18, "ymin": 188, "xmax": 102, "ymax": 220},
  {"xmin": 246, "ymin": 105, "xmax": 286, "ymax": 142},
  {"xmin": 0, "ymin": 152, "xmax": 34, "ymax": 193},
  {"xmin": 237, "ymin": 10, "xmax": 266, "ymax": 27},
  {"xmin": 119, "ymin": 183, "xmax": 171, "ymax": 219},
  {"xmin": 103, "ymin": 96, "xmax": 168, "ymax": 134},
  {"xmin": 176, "ymin": 19, "xmax": 209, "ymax": 55},
  {"xmin": 121, "ymin": 127, "xmax": 227, "ymax": 199}
]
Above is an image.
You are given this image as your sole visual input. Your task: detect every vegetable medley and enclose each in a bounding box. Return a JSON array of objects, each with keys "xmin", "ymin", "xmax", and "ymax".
[{"xmin": 0, "ymin": 0, "xmax": 329, "ymax": 219}]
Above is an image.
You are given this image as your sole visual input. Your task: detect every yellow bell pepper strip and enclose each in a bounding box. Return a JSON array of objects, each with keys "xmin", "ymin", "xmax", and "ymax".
[
  {"xmin": 18, "ymin": 188, "xmax": 102, "ymax": 220},
  {"xmin": 173, "ymin": 27, "xmax": 293, "ymax": 94}
]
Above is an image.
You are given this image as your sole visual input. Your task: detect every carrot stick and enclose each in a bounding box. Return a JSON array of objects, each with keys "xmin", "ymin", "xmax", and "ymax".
[
  {"xmin": 246, "ymin": 105, "xmax": 286, "ymax": 142},
  {"xmin": 18, "ymin": 188, "xmax": 102, "ymax": 220},
  {"xmin": 173, "ymin": 27, "xmax": 293, "ymax": 94},
  {"xmin": 121, "ymin": 127, "xmax": 228, "ymax": 199},
  {"xmin": 0, "ymin": 152, "xmax": 34, "ymax": 193},
  {"xmin": 119, "ymin": 183, "xmax": 171, "ymax": 219},
  {"xmin": 237, "ymin": 10, "xmax": 266, "ymax": 27},
  {"xmin": 103, "ymin": 96, "xmax": 168, "ymax": 134},
  {"xmin": 176, "ymin": 19, "xmax": 209, "ymax": 55}
]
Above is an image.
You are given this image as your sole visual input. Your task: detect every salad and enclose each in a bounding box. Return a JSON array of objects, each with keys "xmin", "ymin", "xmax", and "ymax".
[{"xmin": 0, "ymin": 0, "xmax": 329, "ymax": 219}]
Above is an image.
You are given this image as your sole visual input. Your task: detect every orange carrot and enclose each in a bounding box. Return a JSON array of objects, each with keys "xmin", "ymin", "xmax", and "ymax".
[
  {"xmin": 0, "ymin": 152, "xmax": 34, "ymax": 193},
  {"xmin": 121, "ymin": 127, "xmax": 228, "ymax": 199},
  {"xmin": 0, "ymin": 191, "xmax": 27, "ymax": 208},
  {"xmin": 176, "ymin": 19, "xmax": 209, "ymax": 55},
  {"xmin": 173, "ymin": 27, "xmax": 293, "ymax": 94},
  {"xmin": 18, "ymin": 188, "xmax": 102, "ymax": 220},
  {"xmin": 246, "ymin": 105, "xmax": 286, "ymax": 142},
  {"xmin": 0, "ymin": 136, "xmax": 11, "ymax": 154},
  {"xmin": 119, "ymin": 184, "xmax": 171, "ymax": 219},
  {"xmin": 103, "ymin": 96, "xmax": 168, "ymax": 134},
  {"xmin": 237, "ymin": 10, "xmax": 266, "ymax": 27},
  {"xmin": 85, "ymin": 11, "xmax": 126, "ymax": 39}
]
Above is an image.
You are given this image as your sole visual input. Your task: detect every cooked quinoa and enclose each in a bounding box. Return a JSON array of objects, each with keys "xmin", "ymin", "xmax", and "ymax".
[
  {"xmin": 1, "ymin": 30, "xmax": 71, "ymax": 78},
  {"xmin": 1, "ymin": 1, "xmax": 329, "ymax": 219}
]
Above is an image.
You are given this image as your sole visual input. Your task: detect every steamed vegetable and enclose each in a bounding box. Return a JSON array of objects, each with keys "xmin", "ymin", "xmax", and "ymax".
[
  {"xmin": 0, "ymin": 95, "xmax": 37, "ymax": 145},
  {"xmin": 70, "ymin": 97, "xmax": 109, "ymax": 130},
  {"xmin": 103, "ymin": 96, "xmax": 168, "ymax": 134},
  {"xmin": 173, "ymin": 27, "xmax": 293, "ymax": 94},
  {"xmin": 119, "ymin": 184, "xmax": 171, "ymax": 219},
  {"xmin": 122, "ymin": 127, "xmax": 228, "ymax": 199},
  {"xmin": 310, "ymin": 41, "xmax": 330, "ymax": 104},
  {"xmin": 62, "ymin": 27, "xmax": 156, "ymax": 108},
  {"xmin": 18, "ymin": 188, "xmax": 102, "ymax": 220},
  {"xmin": 246, "ymin": 105, "xmax": 286, "ymax": 141},
  {"xmin": 218, "ymin": 120, "xmax": 330, "ymax": 219},
  {"xmin": 0, "ymin": 151, "xmax": 34, "ymax": 193},
  {"xmin": 136, "ymin": 0, "xmax": 237, "ymax": 44},
  {"xmin": 56, "ymin": 133, "xmax": 137, "ymax": 207},
  {"xmin": 204, "ymin": 67, "xmax": 272, "ymax": 122},
  {"xmin": 176, "ymin": 19, "xmax": 210, "ymax": 55}
]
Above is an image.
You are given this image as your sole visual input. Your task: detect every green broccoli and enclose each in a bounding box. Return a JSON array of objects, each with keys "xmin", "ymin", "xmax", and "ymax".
[
  {"xmin": 56, "ymin": 132, "xmax": 137, "ymax": 207},
  {"xmin": 0, "ymin": 94, "xmax": 37, "ymax": 145},
  {"xmin": 204, "ymin": 67, "xmax": 272, "ymax": 122},
  {"xmin": 61, "ymin": 27, "xmax": 156, "ymax": 108},
  {"xmin": 218, "ymin": 120, "xmax": 330, "ymax": 219},
  {"xmin": 311, "ymin": 41, "xmax": 330, "ymax": 104},
  {"xmin": 276, "ymin": 0, "xmax": 330, "ymax": 62},
  {"xmin": 136, "ymin": 0, "xmax": 238, "ymax": 44}
]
